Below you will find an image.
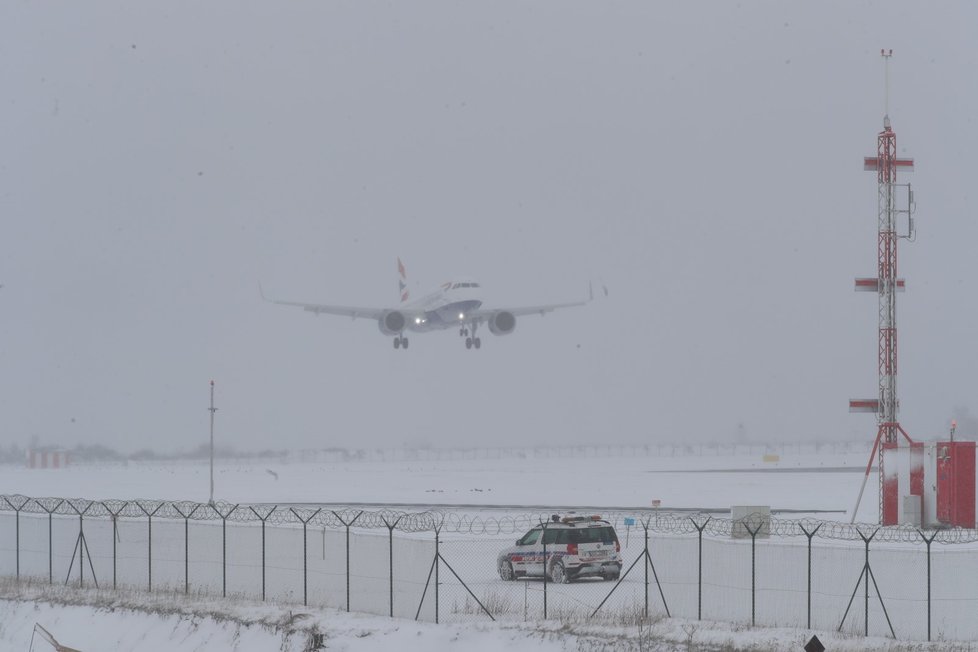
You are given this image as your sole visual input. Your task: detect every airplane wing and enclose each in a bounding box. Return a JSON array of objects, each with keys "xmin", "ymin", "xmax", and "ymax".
[
  {"xmin": 468, "ymin": 282, "xmax": 595, "ymax": 321},
  {"xmin": 259, "ymin": 284, "xmax": 386, "ymax": 320}
]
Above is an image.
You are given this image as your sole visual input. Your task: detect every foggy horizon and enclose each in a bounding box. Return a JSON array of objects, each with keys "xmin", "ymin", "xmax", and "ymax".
[{"xmin": 2, "ymin": 2, "xmax": 977, "ymax": 456}]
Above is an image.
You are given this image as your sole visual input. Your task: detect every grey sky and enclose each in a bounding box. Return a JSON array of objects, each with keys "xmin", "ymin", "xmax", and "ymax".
[{"xmin": 1, "ymin": 2, "xmax": 976, "ymax": 453}]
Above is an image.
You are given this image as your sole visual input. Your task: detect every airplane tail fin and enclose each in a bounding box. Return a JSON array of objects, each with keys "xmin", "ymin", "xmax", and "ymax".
[{"xmin": 397, "ymin": 257, "xmax": 410, "ymax": 303}]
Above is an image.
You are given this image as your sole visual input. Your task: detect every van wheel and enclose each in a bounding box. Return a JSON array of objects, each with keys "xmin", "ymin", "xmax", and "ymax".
[
  {"xmin": 549, "ymin": 561, "xmax": 568, "ymax": 584},
  {"xmin": 603, "ymin": 571, "xmax": 620, "ymax": 581},
  {"xmin": 499, "ymin": 561, "xmax": 515, "ymax": 581}
]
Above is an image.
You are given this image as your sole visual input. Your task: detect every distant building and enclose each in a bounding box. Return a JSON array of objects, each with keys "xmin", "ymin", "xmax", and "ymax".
[{"xmin": 27, "ymin": 449, "xmax": 70, "ymax": 469}]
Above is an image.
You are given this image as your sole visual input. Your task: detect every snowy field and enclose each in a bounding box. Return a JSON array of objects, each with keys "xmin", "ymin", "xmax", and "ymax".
[
  {"xmin": 4, "ymin": 445, "xmax": 976, "ymax": 651},
  {"xmin": 0, "ymin": 445, "xmax": 873, "ymax": 517},
  {"xmin": 2, "ymin": 580, "xmax": 955, "ymax": 652}
]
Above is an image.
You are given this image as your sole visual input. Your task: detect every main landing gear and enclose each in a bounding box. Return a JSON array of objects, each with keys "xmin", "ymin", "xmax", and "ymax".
[
  {"xmin": 460, "ymin": 324, "xmax": 481, "ymax": 350},
  {"xmin": 393, "ymin": 335, "xmax": 409, "ymax": 350}
]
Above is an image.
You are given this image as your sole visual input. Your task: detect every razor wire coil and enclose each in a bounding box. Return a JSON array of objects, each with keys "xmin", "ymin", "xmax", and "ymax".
[{"xmin": 2, "ymin": 494, "xmax": 976, "ymax": 545}]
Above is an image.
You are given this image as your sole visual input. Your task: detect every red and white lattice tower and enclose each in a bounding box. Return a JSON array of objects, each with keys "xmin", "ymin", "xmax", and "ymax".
[{"xmin": 849, "ymin": 50, "xmax": 917, "ymax": 524}]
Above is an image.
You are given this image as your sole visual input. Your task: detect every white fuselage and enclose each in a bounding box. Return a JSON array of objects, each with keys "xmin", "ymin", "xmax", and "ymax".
[{"xmin": 402, "ymin": 278, "xmax": 483, "ymax": 333}]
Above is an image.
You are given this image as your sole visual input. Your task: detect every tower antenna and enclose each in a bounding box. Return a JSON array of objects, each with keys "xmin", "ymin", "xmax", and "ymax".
[
  {"xmin": 209, "ymin": 380, "xmax": 218, "ymax": 505},
  {"xmin": 881, "ymin": 48, "xmax": 893, "ymax": 118}
]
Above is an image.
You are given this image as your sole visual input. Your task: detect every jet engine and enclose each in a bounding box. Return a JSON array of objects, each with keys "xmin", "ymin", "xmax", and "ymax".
[
  {"xmin": 378, "ymin": 310, "xmax": 406, "ymax": 336},
  {"xmin": 488, "ymin": 310, "xmax": 516, "ymax": 336}
]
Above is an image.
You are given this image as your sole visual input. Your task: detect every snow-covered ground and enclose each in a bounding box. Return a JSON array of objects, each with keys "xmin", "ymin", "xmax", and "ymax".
[
  {"xmin": 4, "ymin": 445, "xmax": 973, "ymax": 650},
  {"xmin": 0, "ymin": 446, "xmax": 872, "ymax": 518},
  {"xmin": 1, "ymin": 580, "xmax": 964, "ymax": 652}
]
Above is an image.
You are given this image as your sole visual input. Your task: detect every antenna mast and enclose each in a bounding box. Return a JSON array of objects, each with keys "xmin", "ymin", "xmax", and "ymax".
[
  {"xmin": 849, "ymin": 50, "xmax": 918, "ymax": 524},
  {"xmin": 209, "ymin": 380, "xmax": 218, "ymax": 505}
]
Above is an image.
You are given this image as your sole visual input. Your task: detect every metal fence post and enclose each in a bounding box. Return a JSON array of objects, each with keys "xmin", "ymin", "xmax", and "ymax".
[
  {"xmin": 382, "ymin": 515, "xmax": 403, "ymax": 618},
  {"xmin": 173, "ymin": 504, "xmax": 202, "ymax": 595},
  {"xmin": 208, "ymin": 503, "xmax": 238, "ymax": 598},
  {"xmin": 799, "ymin": 522, "xmax": 822, "ymax": 629},
  {"xmin": 435, "ymin": 527, "xmax": 440, "ymax": 624},
  {"xmin": 64, "ymin": 502, "xmax": 97, "ymax": 589},
  {"xmin": 48, "ymin": 512, "xmax": 53, "ymax": 584},
  {"xmin": 102, "ymin": 501, "xmax": 127, "ymax": 591},
  {"xmin": 332, "ymin": 510, "xmax": 363, "ymax": 612},
  {"xmin": 290, "ymin": 507, "xmax": 321, "ymax": 607},
  {"xmin": 917, "ymin": 530, "xmax": 937, "ymax": 642},
  {"xmin": 249, "ymin": 505, "xmax": 277, "ymax": 602},
  {"xmin": 38, "ymin": 499, "xmax": 64, "ymax": 585},
  {"xmin": 135, "ymin": 502, "xmax": 163, "ymax": 592},
  {"xmin": 540, "ymin": 520, "xmax": 551, "ymax": 620},
  {"xmin": 689, "ymin": 516, "xmax": 711, "ymax": 621},
  {"xmin": 590, "ymin": 517, "xmax": 670, "ymax": 621},
  {"xmin": 644, "ymin": 522, "xmax": 649, "ymax": 619},
  {"xmin": 2, "ymin": 496, "xmax": 29, "ymax": 581},
  {"xmin": 838, "ymin": 528, "xmax": 894, "ymax": 639},
  {"xmin": 148, "ymin": 514, "xmax": 153, "ymax": 590},
  {"xmin": 209, "ymin": 503, "xmax": 239, "ymax": 598},
  {"xmin": 744, "ymin": 521, "xmax": 763, "ymax": 627}
]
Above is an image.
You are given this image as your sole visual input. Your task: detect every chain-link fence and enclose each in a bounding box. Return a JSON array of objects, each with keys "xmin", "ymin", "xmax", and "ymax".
[{"xmin": 2, "ymin": 494, "xmax": 976, "ymax": 641}]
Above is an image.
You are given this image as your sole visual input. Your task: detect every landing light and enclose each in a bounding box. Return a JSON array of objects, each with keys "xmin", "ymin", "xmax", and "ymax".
[
  {"xmin": 415, "ymin": 317, "xmax": 422, "ymax": 324},
  {"xmin": 458, "ymin": 313, "xmax": 465, "ymax": 320}
]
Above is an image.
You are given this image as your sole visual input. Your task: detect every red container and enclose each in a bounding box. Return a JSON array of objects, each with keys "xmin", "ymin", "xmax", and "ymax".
[{"xmin": 936, "ymin": 441, "xmax": 976, "ymax": 529}]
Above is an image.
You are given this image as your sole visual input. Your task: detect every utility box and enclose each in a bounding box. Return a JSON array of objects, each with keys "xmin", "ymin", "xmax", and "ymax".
[
  {"xmin": 901, "ymin": 494, "xmax": 921, "ymax": 527},
  {"xmin": 935, "ymin": 441, "xmax": 975, "ymax": 529}
]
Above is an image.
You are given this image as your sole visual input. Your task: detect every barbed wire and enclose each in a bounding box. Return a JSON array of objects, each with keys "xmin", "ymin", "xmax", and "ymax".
[{"xmin": 2, "ymin": 494, "xmax": 976, "ymax": 544}]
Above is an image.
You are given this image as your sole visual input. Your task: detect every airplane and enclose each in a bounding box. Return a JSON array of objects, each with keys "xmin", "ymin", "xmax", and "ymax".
[{"xmin": 261, "ymin": 258, "xmax": 593, "ymax": 350}]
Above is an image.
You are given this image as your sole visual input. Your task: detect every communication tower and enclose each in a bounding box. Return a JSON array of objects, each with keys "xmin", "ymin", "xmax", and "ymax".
[{"xmin": 849, "ymin": 50, "xmax": 917, "ymax": 524}]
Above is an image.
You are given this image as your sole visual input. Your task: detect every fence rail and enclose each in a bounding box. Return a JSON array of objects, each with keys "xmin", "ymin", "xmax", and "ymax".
[{"xmin": 1, "ymin": 494, "xmax": 976, "ymax": 642}]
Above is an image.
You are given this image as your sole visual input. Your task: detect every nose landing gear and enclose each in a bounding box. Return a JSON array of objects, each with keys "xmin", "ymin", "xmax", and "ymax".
[{"xmin": 393, "ymin": 335, "xmax": 409, "ymax": 350}]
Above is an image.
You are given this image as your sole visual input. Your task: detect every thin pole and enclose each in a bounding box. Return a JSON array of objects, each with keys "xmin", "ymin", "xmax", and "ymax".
[
  {"xmin": 689, "ymin": 516, "xmax": 710, "ymax": 621},
  {"xmin": 383, "ymin": 515, "xmax": 402, "ymax": 618},
  {"xmin": 541, "ymin": 522, "xmax": 548, "ymax": 620},
  {"xmin": 185, "ymin": 516, "xmax": 190, "ymax": 594},
  {"xmin": 698, "ymin": 527, "xmax": 703, "ymax": 620},
  {"xmin": 48, "ymin": 512, "xmax": 53, "ymax": 584},
  {"xmin": 389, "ymin": 526, "xmax": 394, "ymax": 617},
  {"xmin": 209, "ymin": 380, "xmax": 217, "ymax": 505},
  {"xmin": 222, "ymin": 516, "xmax": 227, "ymax": 597},
  {"xmin": 800, "ymin": 523, "xmax": 821, "ymax": 630},
  {"xmin": 78, "ymin": 515, "xmax": 84, "ymax": 587},
  {"xmin": 918, "ymin": 530, "xmax": 936, "ymax": 642},
  {"xmin": 2, "ymin": 497, "xmax": 26, "ymax": 581},
  {"xmin": 434, "ymin": 529, "xmax": 440, "ymax": 625},
  {"xmin": 113, "ymin": 515, "xmax": 117, "ymax": 589},
  {"xmin": 643, "ymin": 524, "xmax": 649, "ymax": 620},
  {"xmin": 746, "ymin": 523, "xmax": 760, "ymax": 627},
  {"xmin": 864, "ymin": 536, "xmax": 869, "ymax": 636},
  {"xmin": 882, "ymin": 49, "xmax": 892, "ymax": 117},
  {"xmin": 250, "ymin": 506, "xmax": 275, "ymax": 602},
  {"xmin": 926, "ymin": 539, "xmax": 931, "ymax": 641}
]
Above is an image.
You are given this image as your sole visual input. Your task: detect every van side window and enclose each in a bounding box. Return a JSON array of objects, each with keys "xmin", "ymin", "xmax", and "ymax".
[
  {"xmin": 519, "ymin": 530, "xmax": 540, "ymax": 545},
  {"xmin": 543, "ymin": 529, "xmax": 561, "ymax": 545}
]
